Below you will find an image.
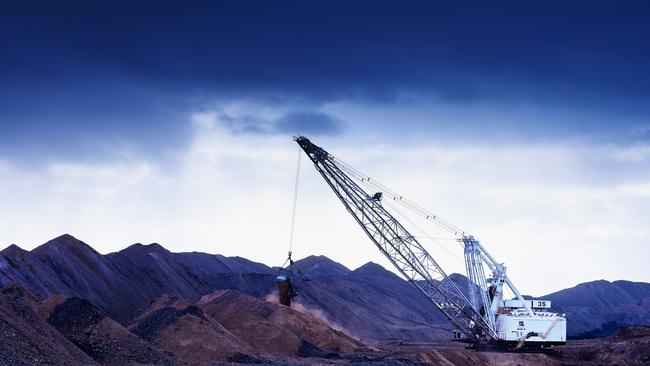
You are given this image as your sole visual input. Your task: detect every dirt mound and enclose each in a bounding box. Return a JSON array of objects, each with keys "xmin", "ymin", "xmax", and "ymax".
[
  {"xmin": 130, "ymin": 293, "xmax": 193, "ymax": 325},
  {"xmin": 0, "ymin": 284, "xmax": 97, "ymax": 365},
  {"xmin": 48, "ymin": 297, "xmax": 176, "ymax": 365},
  {"xmin": 292, "ymin": 263, "xmax": 453, "ymax": 342},
  {"xmin": 418, "ymin": 349, "xmax": 559, "ymax": 366},
  {"xmin": 199, "ymin": 291, "xmax": 303, "ymax": 356},
  {"xmin": 198, "ymin": 289, "xmax": 363, "ymax": 356},
  {"xmin": 36, "ymin": 293, "xmax": 66, "ymax": 319},
  {"xmin": 131, "ymin": 304, "xmax": 208, "ymax": 341},
  {"xmin": 611, "ymin": 325, "xmax": 650, "ymax": 339},
  {"xmin": 553, "ymin": 332, "xmax": 650, "ymax": 365},
  {"xmin": 130, "ymin": 299, "xmax": 255, "ymax": 365}
]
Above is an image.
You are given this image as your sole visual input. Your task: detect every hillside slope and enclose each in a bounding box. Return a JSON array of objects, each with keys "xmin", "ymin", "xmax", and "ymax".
[
  {"xmin": 129, "ymin": 294, "xmax": 254, "ymax": 365},
  {"xmin": 198, "ymin": 289, "xmax": 362, "ymax": 355},
  {"xmin": 0, "ymin": 284, "xmax": 97, "ymax": 366},
  {"xmin": 1, "ymin": 235, "xmax": 649, "ymax": 340},
  {"xmin": 292, "ymin": 258, "xmax": 452, "ymax": 341},
  {"xmin": 0, "ymin": 234, "xmax": 275, "ymax": 323},
  {"xmin": 543, "ymin": 279, "xmax": 650, "ymax": 336}
]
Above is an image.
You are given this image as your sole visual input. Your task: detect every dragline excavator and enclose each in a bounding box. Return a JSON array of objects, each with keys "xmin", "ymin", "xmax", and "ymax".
[{"xmin": 293, "ymin": 136, "xmax": 566, "ymax": 349}]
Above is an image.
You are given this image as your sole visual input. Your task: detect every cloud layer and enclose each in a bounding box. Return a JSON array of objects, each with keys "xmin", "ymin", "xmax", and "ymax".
[
  {"xmin": 1, "ymin": 1, "xmax": 650, "ymax": 157},
  {"xmin": 1, "ymin": 112, "xmax": 649, "ymax": 295},
  {"xmin": 1, "ymin": 1, "xmax": 650, "ymax": 296}
]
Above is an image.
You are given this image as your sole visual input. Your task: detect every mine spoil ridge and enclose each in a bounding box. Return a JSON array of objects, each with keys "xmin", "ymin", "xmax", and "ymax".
[{"xmin": 1, "ymin": 234, "xmax": 650, "ymax": 365}]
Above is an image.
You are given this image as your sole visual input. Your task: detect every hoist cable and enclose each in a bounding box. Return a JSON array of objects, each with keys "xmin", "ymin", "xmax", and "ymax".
[
  {"xmin": 332, "ymin": 156, "xmax": 468, "ymax": 237},
  {"xmin": 382, "ymin": 198, "xmax": 465, "ymax": 266},
  {"xmin": 352, "ymin": 165, "xmax": 465, "ymax": 251},
  {"xmin": 288, "ymin": 145, "xmax": 302, "ymax": 255}
]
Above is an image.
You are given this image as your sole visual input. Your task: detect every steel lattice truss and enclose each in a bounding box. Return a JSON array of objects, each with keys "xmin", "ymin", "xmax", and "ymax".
[
  {"xmin": 296, "ymin": 136, "xmax": 497, "ymax": 341},
  {"xmin": 463, "ymin": 237, "xmax": 496, "ymax": 332}
]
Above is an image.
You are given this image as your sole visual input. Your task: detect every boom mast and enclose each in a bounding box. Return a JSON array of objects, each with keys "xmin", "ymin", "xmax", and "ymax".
[{"xmin": 295, "ymin": 136, "xmax": 497, "ymax": 341}]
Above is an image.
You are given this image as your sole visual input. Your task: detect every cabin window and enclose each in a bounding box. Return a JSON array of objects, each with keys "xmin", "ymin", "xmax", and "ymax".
[{"xmin": 518, "ymin": 321, "xmax": 525, "ymax": 326}]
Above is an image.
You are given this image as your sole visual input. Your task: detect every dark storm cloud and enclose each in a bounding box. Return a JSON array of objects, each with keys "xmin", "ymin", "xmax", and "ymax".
[
  {"xmin": 3, "ymin": 0, "xmax": 648, "ymax": 101},
  {"xmin": 275, "ymin": 112, "xmax": 342, "ymax": 136},
  {"xmin": 216, "ymin": 110, "xmax": 342, "ymax": 136},
  {"xmin": 1, "ymin": 0, "xmax": 650, "ymax": 156}
]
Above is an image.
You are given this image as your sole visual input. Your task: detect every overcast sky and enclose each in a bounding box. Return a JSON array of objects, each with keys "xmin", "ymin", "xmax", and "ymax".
[{"xmin": 1, "ymin": 1, "xmax": 649, "ymax": 295}]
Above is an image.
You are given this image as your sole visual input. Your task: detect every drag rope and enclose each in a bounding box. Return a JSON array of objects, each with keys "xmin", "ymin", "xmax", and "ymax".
[{"xmin": 288, "ymin": 145, "xmax": 302, "ymax": 257}]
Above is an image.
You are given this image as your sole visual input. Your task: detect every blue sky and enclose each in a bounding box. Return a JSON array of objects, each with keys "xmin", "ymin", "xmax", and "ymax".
[{"xmin": 1, "ymin": 1, "xmax": 649, "ymax": 294}]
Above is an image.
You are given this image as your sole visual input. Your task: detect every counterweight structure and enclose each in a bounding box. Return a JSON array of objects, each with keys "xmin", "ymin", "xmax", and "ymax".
[{"xmin": 295, "ymin": 136, "xmax": 566, "ymax": 347}]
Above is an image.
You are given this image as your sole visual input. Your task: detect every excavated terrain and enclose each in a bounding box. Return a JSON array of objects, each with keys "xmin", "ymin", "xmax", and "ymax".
[
  {"xmin": 198, "ymin": 289, "xmax": 363, "ymax": 357},
  {"xmin": 46, "ymin": 297, "xmax": 176, "ymax": 365},
  {"xmin": 3, "ymin": 235, "xmax": 649, "ymax": 341},
  {"xmin": 2, "ymin": 237, "xmax": 650, "ymax": 365},
  {"xmin": 129, "ymin": 294, "xmax": 258, "ymax": 365},
  {"xmin": 0, "ymin": 284, "xmax": 97, "ymax": 366},
  {"xmin": 1, "ymin": 282, "xmax": 650, "ymax": 366},
  {"xmin": 552, "ymin": 325, "xmax": 650, "ymax": 365}
]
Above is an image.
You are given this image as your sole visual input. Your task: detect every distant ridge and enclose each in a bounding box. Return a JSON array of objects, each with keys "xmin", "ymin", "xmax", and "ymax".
[
  {"xmin": 545, "ymin": 279, "xmax": 650, "ymax": 336},
  {"xmin": 1, "ymin": 234, "xmax": 649, "ymax": 339}
]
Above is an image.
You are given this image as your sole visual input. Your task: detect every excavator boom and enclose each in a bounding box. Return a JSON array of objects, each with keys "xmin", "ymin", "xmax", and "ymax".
[{"xmin": 295, "ymin": 136, "xmax": 496, "ymax": 341}]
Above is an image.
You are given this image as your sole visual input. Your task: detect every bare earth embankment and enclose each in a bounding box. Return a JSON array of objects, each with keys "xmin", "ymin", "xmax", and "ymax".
[{"xmin": 2, "ymin": 235, "xmax": 650, "ymax": 365}]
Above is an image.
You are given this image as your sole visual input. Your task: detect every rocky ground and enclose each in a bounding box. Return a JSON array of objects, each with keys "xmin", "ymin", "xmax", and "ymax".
[
  {"xmin": 46, "ymin": 297, "xmax": 176, "ymax": 365},
  {"xmin": 3, "ymin": 235, "xmax": 649, "ymax": 341},
  {"xmin": 552, "ymin": 326, "xmax": 650, "ymax": 365},
  {"xmin": 1, "ymin": 236, "xmax": 650, "ymax": 365},
  {"xmin": 2, "ymin": 281, "xmax": 649, "ymax": 365},
  {"xmin": 0, "ymin": 285, "xmax": 97, "ymax": 366},
  {"xmin": 213, "ymin": 334, "xmax": 650, "ymax": 366}
]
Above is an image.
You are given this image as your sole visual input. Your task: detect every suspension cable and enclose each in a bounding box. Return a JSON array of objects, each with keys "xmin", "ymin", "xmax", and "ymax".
[
  {"xmin": 288, "ymin": 145, "xmax": 302, "ymax": 256},
  {"xmin": 382, "ymin": 198, "xmax": 465, "ymax": 265},
  {"xmin": 332, "ymin": 156, "xmax": 468, "ymax": 237},
  {"xmin": 353, "ymin": 173, "xmax": 465, "ymax": 256}
]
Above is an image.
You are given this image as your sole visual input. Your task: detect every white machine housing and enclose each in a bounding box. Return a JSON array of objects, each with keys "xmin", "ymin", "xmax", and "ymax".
[
  {"xmin": 495, "ymin": 300, "xmax": 566, "ymax": 345},
  {"xmin": 463, "ymin": 236, "xmax": 567, "ymax": 347}
]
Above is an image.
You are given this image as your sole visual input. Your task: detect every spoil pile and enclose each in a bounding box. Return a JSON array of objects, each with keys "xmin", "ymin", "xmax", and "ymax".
[
  {"xmin": 551, "ymin": 325, "xmax": 650, "ymax": 365},
  {"xmin": 292, "ymin": 259, "xmax": 452, "ymax": 342},
  {"xmin": 47, "ymin": 297, "xmax": 175, "ymax": 365},
  {"xmin": 198, "ymin": 289, "xmax": 363, "ymax": 357},
  {"xmin": 130, "ymin": 295, "xmax": 257, "ymax": 365},
  {"xmin": 611, "ymin": 324, "xmax": 650, "ymax": 340},
  {"xmin": 0, "ymin": 284, "xmax": 97, "ymax": 366}
]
